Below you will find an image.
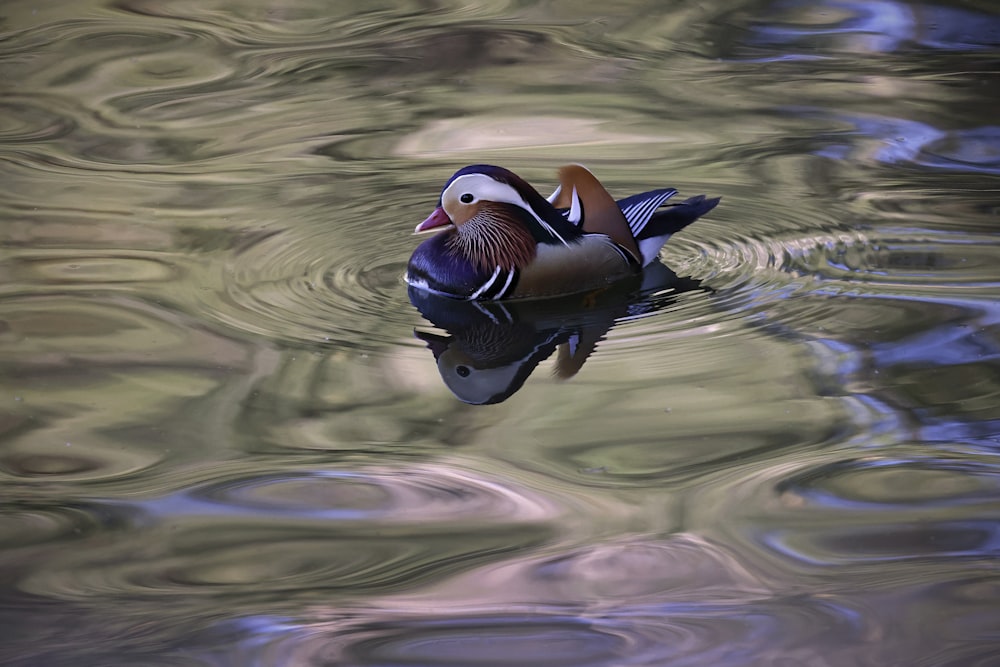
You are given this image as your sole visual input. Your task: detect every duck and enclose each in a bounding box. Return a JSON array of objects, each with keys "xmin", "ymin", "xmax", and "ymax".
[{"xmin": 406, "ymin": 164, "xmax": 719, "ymax": 300}]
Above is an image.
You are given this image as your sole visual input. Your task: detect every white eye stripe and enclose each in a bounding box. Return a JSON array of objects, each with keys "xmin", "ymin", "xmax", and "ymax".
[{"xmin": 443, "ymin": 174, "xmax": 522, "ymax": 207}]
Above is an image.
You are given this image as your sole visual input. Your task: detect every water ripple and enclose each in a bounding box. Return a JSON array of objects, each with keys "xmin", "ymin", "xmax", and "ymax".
[
  {"xmin": 692, "ymin": 451, "xmax": 1000, "ymax": 569},
  {"xmin": 791, "ymin": 231, "xmax": 1000, "ymax": 290},
  {"xmin": 201, "ymin": 595, "xmax": 876, "ymax": 666},
  {"xmin": 414, "ymin": 534, "xmax": 771, "ymax": 607},
  {"xmin": 813, "ymin": 112, "xmax": 1000, "ymax": 175},
  {"xmin": 777, "ymin": 457, "xmax": 1000, "ymax": 509},
  {"xmin": 20, "ymin": 518, "xmax": 553, "ymax": 602},
  {"xmin": 664, "ymin": 224, "xmax": 880, "ymax": 334},
  {"xmin": 766, "ymin": 520, "xmax": 1000, "ymax": 566},
  {"xmin": 0, "ymin": 294, "xmax": 258, "ymax": 487},
  {"xmin": 140, "ymin": 465, "xmax": 560, "ymax": 523},
  {"xmin": 185, "ymin": 215, "xmax": 419, "ymax": 348},
  {"xmin": 13, "ymin": 464, "xmax": 559, "ymax": 601},
  {"xmin": 0, "ymin": 503, "xmax": 128, "ymax": 550},
  {"xmin": 0, "ymin": 444, "xmax": 162, "ymax": 483},
  {"xmin": 3, "ymin": 251, "xmax": 179, "ymax": 287},
  {"xmin": 342, "ymin": 615, "xmax": 636, "ymax": 667},
  {"xmin": 0, "ymin": 97, "xmax": 77, "ymax": 144},
  {"xmin": 742, "ymin": 1, "xmax": 1000, "ymax": 55}
]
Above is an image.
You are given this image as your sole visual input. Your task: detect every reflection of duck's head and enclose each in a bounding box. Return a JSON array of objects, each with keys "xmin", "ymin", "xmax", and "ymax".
[
  {"xmin": 417, "ymin": 329, "xmax": 555, "ymax": 405},
  {"xmin": 409, "ymin": 286, "xmax": 627, "ymax": 404}
]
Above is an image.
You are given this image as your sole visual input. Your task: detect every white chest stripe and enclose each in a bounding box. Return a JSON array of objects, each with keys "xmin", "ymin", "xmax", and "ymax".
[
  {"xmin": 495, "ymin": 267, "xmax": 517, "ymax": 299},
  {"xmin": 468, "ymin": 266, "xmax": 503, "ymax": 299},
  {"xmin": 465, "ymin": 265, "xmax": 520, "ymax": 301}
]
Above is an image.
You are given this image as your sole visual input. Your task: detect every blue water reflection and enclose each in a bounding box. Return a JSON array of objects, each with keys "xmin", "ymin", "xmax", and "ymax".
[
  {"xmin": 749, "ymin": 0, "xmax": 1000, "ymax": 53},
  {"xmin": 812, "ymin": 112, "xmax": 1000, "ymax": 174}
]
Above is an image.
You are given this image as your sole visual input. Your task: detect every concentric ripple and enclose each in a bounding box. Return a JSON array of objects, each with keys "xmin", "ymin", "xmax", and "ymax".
[
  {"xmin": 194, "ymin": 196, "xmax": 886, "ymax": 353},
  {"xmin": 183, "ymin": 207, "xmax": 423, "ymax": 348},
  {"xmin": 3, "ymin": 251, "xmax": 178, "ymax": 287}
]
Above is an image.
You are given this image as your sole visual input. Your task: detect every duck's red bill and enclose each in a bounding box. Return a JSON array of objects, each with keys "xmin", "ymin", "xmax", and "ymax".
[{"xmin": 414, "ymin": 207, "xmax": 452, "ymax": 233}]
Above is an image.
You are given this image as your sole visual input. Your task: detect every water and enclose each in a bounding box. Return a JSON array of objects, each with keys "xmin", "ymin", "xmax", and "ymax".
[{"xmin": 2, "ymin": 1, "xmax": 999, "ymax": 665}]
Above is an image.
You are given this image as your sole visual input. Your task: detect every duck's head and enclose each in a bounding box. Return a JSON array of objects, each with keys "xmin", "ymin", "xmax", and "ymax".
[
  {"xmin": 413, "ymin": 166, "xmax": 581, "ymax": 274},
  {"xmin": 414, "ymin": 164, "xmax": 577, "ymax": 252},
  {"xmin": 414, "ymin": 165, "xmax": 551, "ymax": 233}
]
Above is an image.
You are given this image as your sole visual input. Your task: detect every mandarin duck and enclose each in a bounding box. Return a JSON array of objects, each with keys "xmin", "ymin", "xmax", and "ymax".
[{"xmin": 406, "ymin": 164, "xmax": 719, "ymax": 300}]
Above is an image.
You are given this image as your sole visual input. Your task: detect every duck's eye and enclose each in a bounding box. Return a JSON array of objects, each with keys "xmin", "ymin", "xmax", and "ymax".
[
  {"xmin": 456, "ymin": 365, "xmax": 471, "ymax": 378},
  {"xmin": 459, "ymin": 193, "xmax": 474, "ymax": 204}
]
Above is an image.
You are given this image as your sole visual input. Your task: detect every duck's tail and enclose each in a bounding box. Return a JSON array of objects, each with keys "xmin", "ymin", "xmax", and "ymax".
[
  {"xmin": 640, "ymin": 195, "xmax": 721, "ymax": 239},
  {"xmin": 632, "ymin": 194, "xmax": 720, "ymax": 266}
]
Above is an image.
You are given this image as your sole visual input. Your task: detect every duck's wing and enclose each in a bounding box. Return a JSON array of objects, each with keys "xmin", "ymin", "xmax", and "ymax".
[
  {"xmin": 630, "ymin": 194, "xmax": 722, "ymax": 266},
  {"xmin": 548, "ymin": 164, "xmax": 641, "ymax": 261},
  {"xmin": 615, "ymin": 188, "xmax": 678, "ymax": 238}
]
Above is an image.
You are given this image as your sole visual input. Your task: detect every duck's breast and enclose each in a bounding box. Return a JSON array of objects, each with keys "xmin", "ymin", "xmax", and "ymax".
[{"xmin": 406, "ymin": 233, "xmax": 489, "ymax": 298}]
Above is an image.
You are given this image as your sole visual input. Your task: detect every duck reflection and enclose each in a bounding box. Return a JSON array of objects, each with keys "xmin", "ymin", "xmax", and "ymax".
[{"xmin": 410, "ymin": 263, "xmax": 703, "ymax": 404}]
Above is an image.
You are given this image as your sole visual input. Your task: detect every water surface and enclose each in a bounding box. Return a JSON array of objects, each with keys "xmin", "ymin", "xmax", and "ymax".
[{"xmin": 2, "ymin": 1, "xmax": 1000, "ymax": 665}]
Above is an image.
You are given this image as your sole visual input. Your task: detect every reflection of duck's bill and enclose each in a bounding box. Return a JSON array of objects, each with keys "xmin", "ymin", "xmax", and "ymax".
[{"xmin": 413, "ymin": 329, "xmax": 450, "ymax": 361}]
